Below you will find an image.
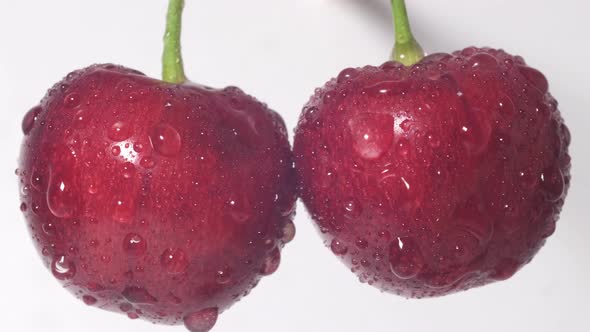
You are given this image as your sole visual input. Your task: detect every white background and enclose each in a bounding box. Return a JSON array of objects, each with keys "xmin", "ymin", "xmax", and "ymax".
[{"xmin": 1, "ymin": 0, "xmax": 589, "ymax": 331}]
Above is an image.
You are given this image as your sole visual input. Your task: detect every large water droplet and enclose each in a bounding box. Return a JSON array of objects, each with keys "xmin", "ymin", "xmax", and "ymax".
[
  {"xmin": 518, "ymin": 66, "xmax": 549, "ymax": 94},
  {"xmin": 183, "ymin": 308, "xmax": 218, "ymax": 332},
  {"xmin": 47, "ymin": 171, "xmax": 77, "ymax": 218},
  {"xmin": 343, "ymin": 198, "xmax": 362, "ymax": 219},
  {"xmin": 108, "ymin": 121, "xmax": 132, "ymax": 142},
  {"xmin": 123, "ymin": 233, "xmax": 147, "ymax": 256},
  {"xmin": 161, "ymin": 248, "xmax": 189, "ymax": 274},
  {"xmin": 22, "ymin": 106, "xmax": 42, "ymax": 135},
  {"xmin": 459, "ymin": 111, "xmax": 492, "ymax": 156},
  {"xmin": 121, "ymin": 162, "xmax": 136, "ymax": 179},
  {"xmin": 468, "ymin": 53, "xmax": 498, "ymax": 71},
  {"xmin": 261, "ymin": 248, "xmax": 281, "ymax": 275},
  {"xmin": 215, "ymin": 267, "xmax": 232, "ymax": 284},
  {"xmin": 281, "ymin": 219, "xmax": 296, "ymax": 243},
  {"xmin": 337, "ymin": 68, "xmax": 359, "ymax": 83},
  {"xmin": 330, "ymin": 239, "xmax": 348, "ymax": 256},
  {"xmin": 83, "ymin": 295, "xmax": 97, "ymax": 305},
  {"xmin": 112, "ymin": 198, "xmax": 135, "ymax": 224},
  {"xmin": 51, "ymin": 255, "xmax": 76, "ymax": 280},
  {"xmin": 348, "ymin": 113, "xmax": 394, "ymax": 160},
  {"xmin": 540, "ymin": 165, "xmax": 564, "ymax": 201},
  {"xmin": 63, "ymin": 93, "xmax": 81, "ymax": 108},
  {"xmin": 31, "ymin": 171, "xmax": 47, "ymax": 191},
  {"xmin": 122, "ymin": 286, "xmax": 157, "ymax": 304},
  {"xmin": 388, "ymin": 237, "xmax": 424, "ymax": 279},
  {"xmin": 150, "ymin": 123, "xmax": 182, "ymax": 156},
  {"xmin": 140, "ymin": 156, "xmax": 156, "ymax": 169}
]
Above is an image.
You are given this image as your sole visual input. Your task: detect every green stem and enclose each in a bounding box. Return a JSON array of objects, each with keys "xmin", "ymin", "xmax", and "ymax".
[
  {"xmin": 162, "ymin": 0, "xmax": 187, "ymax": 84},
  {"xmin": 390, "ymin": 0, "xmax": 425, "ymax": 66}
]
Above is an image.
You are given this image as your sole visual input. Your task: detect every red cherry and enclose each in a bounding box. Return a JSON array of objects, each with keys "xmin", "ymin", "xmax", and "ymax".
[
  {"xmin": 17, "ymin": 1, "xmax": 295, "ymax": 331},
  {"xmin": 293, "ymin": 0, "xmax": 570, "ymax": 298}
]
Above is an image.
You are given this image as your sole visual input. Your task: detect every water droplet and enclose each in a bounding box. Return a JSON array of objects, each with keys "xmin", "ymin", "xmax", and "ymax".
[
  {"xmin": 112, "ymin": 198, "xmax": 135, "ymax": 224},
  {"xmin": 63, "ymin": 93, "xmax": 81, "ymax": 108},
  {"xmin": 540, "ymin": 165, "xmax": 564, "ymax": 201},
  {"xmin": 468, "ymin": 53, "xmax": 498, "ymax": 70},
  {"xmin": 21, "ymin": 189, "xmax": 36, "ymax": 206},
  {"xmin": 20, "ymin": 202, "xmax": 27, "ymax": 212},
  {"xmin": 348, "ymin": 113, "xmax": 394, "ymax": 160},
  {"xmin": 122, "ymin": 286, "xmax": 157, "ymax": 304},
  {"xmin": 281, "ymin": 220, "xmax": 296, "ymax": 243},
  {"xmin": 337, "ymin": 68, "xmax": 359, "ymax": 83},
  {"xmin": 399, "ymin": 119, "xmax": 411, "ymax": 132},
  {"xmin": 355, "ymin": 238, "xmax": 369, "ymax": 249},
  {"xmin": 261, "ymin": 248, "xmax": 281, "ymax": 275},
  {"xmin": 183, "ymin": 308, "xmax": 218, "ymax": 332},
  {"xmin": 343, "ymin": 198, "xmax": 362, "ymax": 219},
  {"xmin": 51, "ymin": 255, "xmax": 76, "ymax": 280},
  {"xmin": 388, "ymin": 237, "xmax": 424, "ymax": 279},
  {"xmin": 518, "ymin": 66, "xmax": 549, "ymax": 94},
  {"xmin": 119, "ymin": 303, "xmax": 133, "ymax": 312},
  {"xmin": 108, "ymin": 121, "xmax": 132, "ymax": 142},
  {"xmin": 459, "ymin": 111, "xmax": 492, "ymax": 156},
  {"xmin": 496, "ymin": 93, "xmax": 515, "ymax": 115},
  {"xmin": 42, "ymin": 222, "xmax": 56, "ymax": 236},
  {"xmin": 127, "ymin": 312, "xmax": 140, "ymax": 320},
  {"xmin": 123, "ymin": 233, "xmax": 147, "ymax": 256},
  {"xmin": 215, "ymin": 268, "xmax": 232, "ymax": 284},
  {"xmin": 121, "ymin": 162, "xmax": 136, "ymax": 179},
  {"xmin": 82, "ymin": 295, "xmax": 97, "ymax": 305},
  {"xmin": 87, "ymin": 183, "xmax": 98, "ymax": 194},
  {"xmin": 330, "ymin": 239, "xmax": 348, "ymax": 256},
  {"xmin": 150, "ymin": 123, "xmax": 182, "ymax": 156},
  {"xmin": 47, "ymin": 172, "xmax": 77, "ymax": 218},
  {"xmin": 22, "ymin": 106, "xmax": 42, "ymax": 135},
  {"xmin": 111, "ymin": 145, "xmax": 121, "ymax": 156},
  {"xmin": 161, "ymin": 248, "xmax": 189, "ymax": 274},
  {"xmin": 30, "ymin": 171, "xmax": 46, "ymax": 191},
  {"xmin": 140, "ymin": 156, "xmax": 156, "ymax": 168}
]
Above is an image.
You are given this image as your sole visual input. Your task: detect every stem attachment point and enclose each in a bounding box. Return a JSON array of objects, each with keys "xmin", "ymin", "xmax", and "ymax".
[{"xmin": 390, "ymin": 0, "xmax": 425, "ymax": 66}]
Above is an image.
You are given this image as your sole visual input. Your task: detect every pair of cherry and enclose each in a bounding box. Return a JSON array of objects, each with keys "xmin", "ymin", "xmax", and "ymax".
[{"xmin": 17, "ymin": 1, "xmax": 570, "ymax": 331}]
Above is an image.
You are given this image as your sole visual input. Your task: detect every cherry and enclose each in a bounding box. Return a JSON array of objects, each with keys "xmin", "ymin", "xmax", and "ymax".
[
  {"xmin": 17, "ymin": 1, "xmax": 295, "ymax": 331},
  {"xmin": 293, "ymin": 0, "xmax": 570, "ymax": 297}
]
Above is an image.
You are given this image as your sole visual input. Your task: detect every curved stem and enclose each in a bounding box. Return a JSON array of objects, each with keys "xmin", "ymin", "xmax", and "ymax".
[
  {"xmin": 390, "ymin": 0, "xmax": 425, "ymax": 66},
  {"xmin": 162, "ymin": 0, "xmax": 187, "ymax": 84}
]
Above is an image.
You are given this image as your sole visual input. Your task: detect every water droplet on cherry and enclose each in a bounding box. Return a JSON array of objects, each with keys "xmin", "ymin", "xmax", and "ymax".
[
  {"xmin": 160, "ymin": 248, "xmax": 189, "ymax": 274},
  {"xmin": 183, "ymin": 308, "xmax": 218, "ymax": 332},
  {"xmin": 22, "ymin": 106, "xmax": 42, "ymax": 135},
  {"xmin": 123, "ymin": 233, "xmax": 147, "ymax": 256},
  {"xmin": 51, "ymin": 255, "xmax": 76, "ymax": 280},
  {"xmin": 388, "ymin": 237, "xmax": 424, "ymax": 279},
  {"xmin": 108, "ymin": 121, "xmax": 132, "ymax": 142},
  {"xmin": 330, "ymin": 239, "xmax": 348, "ymax": 256},
  {"xmin": 348, "ymin": 113, "xmax": 394, "ymax": 160},
  {"xmin": 150, "ymin": 123, "xmax": 182, "ymax": 157},
  {"xmin": 261, "ymin": 248, "xmax": 281, "ymax": 275}
]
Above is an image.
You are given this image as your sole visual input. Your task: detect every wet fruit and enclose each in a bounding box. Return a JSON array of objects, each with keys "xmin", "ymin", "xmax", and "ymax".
[
  {"xmin": 17, "ymin": 1, "xmax": 295, "ymax": 331},
  {"xmin": 293, "ymin": 0, "xmax": 570, "ymax": 297}
]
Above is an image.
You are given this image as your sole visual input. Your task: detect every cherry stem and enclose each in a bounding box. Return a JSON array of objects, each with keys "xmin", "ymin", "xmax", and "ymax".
[
  {"xmin": 162, "ymin": 0, "xmax": 187, "ymax": 84},
  {"xmin": 390, "ymin": 0, "xmax": 425, "ymax": 66}
]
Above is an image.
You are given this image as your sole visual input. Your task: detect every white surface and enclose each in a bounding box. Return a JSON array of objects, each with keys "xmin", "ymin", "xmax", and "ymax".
[{"xmin": 1, "ymin": 0, "xmax": 589, "ymax": 331}]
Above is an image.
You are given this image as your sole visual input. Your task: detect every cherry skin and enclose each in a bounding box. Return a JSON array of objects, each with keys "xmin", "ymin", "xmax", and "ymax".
[
  {"xmin": 18, "ymin": 64, "xmax": 296, "ymax": 330},
  {"xmin": 293, "ymin": 48, "xmax": 570, "ymax": 297}
]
